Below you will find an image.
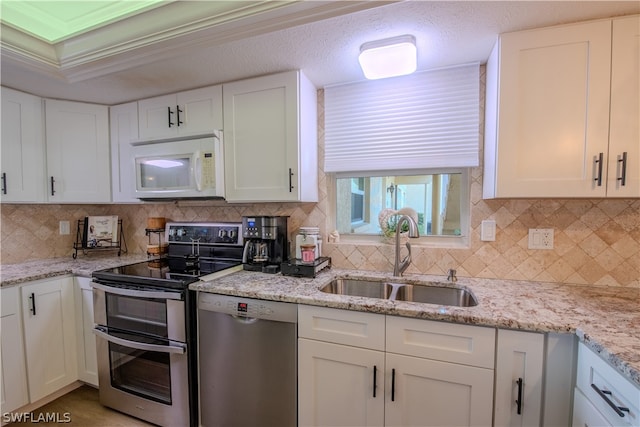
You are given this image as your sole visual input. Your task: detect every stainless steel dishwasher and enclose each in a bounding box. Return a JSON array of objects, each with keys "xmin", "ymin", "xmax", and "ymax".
[{"xmin": 197, "ymin": 292, "xmax": 297, "ymax": 427}]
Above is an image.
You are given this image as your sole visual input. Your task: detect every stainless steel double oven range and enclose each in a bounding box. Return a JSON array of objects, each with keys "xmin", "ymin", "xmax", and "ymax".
[{"xmin": 91, "ymin": 222, "xmax": 243, "ymax": 427}]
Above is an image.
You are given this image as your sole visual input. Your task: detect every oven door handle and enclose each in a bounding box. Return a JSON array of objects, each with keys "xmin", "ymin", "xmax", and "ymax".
[
  {"xmin": 92, "ymin": 282, "xmax": 183, "ymax": 300},
  {"xmin": 93, "ymin": 327, "xmax": 186, "ymax": 354}
]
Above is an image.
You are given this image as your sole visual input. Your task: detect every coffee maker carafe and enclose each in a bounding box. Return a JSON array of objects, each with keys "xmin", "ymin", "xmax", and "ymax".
[{"xmin": 242, "ymin": 216, "xmax": 288, "ymax": 273}]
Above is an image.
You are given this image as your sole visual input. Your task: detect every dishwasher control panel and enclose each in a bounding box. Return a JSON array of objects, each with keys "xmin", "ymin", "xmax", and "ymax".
[{"xmin": 198, "ymin": 292, "xmax": 297, "ymax": 323}]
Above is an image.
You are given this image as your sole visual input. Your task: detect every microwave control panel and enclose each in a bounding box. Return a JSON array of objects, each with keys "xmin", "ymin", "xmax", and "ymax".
[{"xmin": 200, "ymin": 152, "xmax": 215, "ymax": 189}]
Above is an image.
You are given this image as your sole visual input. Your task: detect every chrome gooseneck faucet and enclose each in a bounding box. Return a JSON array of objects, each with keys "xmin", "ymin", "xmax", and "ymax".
[{"xmin": 393, "ymin": 215, "xmax": 420, "ymax": 276}]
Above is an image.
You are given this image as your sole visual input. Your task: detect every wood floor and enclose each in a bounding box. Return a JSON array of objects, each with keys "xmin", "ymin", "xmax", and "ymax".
[{"xmin": 6, "ymin": 385, "xmax": 155, "ymax": 426}]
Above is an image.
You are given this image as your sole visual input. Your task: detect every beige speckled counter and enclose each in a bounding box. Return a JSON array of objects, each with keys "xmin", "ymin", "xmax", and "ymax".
[
  {"xmin": 191, "ymin": 268, "xmax": 640, "ymax": 388},
  {"xmin": 2, "ymin": 257, "xmax": 637, "ymax": 387},
  {"xmin": 0, "ymin": 254, "xmax": 150, "ymax": 287}
]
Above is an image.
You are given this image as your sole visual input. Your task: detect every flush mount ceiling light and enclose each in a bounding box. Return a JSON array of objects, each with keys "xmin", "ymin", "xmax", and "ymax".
[{"xmin": 358, "ymin": 34, "xmax": 417, "ymax": 80}]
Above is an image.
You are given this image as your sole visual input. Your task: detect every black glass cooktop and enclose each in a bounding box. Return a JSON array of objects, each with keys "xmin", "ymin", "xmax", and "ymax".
[{"xmin": 92, "ymin": 259, "xmax": 240, "ymax": 290}]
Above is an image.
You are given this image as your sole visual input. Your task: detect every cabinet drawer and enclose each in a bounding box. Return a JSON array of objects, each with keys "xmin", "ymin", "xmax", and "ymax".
[
  {"xmin": 298, "ymin": 305, "xmax": 385, "ymax": 351},
  {"xmin": 1, "ymin": 286, "xmax": 19, "ymax": 316},
  {"xmin": 576, "ymin": 343, "xmax": 639, "ymax": 426},
  {"xmin": 386, "ymin": 316, "xmax": 495, "ymax": 368}
]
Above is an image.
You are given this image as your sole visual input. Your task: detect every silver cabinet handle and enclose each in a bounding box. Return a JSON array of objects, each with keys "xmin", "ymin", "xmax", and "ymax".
[
  {"xmin": 93, "ymin": 327, "xmax": 186, "ymax": 354},
  {"xmin": 617, "ymin": 152, "xmax": 628, "ymax": 186},
  {"xmin": 594, "ymin": 153, "xmax": 604, "ymax": 187},
  {"xmin": 92, "ymin": 282, "xmax": 182, "ymax": 300}
]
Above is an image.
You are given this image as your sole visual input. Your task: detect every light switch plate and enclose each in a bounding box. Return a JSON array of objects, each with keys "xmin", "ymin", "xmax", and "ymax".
[
  {"xmin": 59, "ymin": 220, "xmax": 70, "ymax": 235},
  {"xmin": 528, "ymin": 228, "xmax": 554, "ymax": 249},
  {"xmin": 480, "ymin": 220, "xmax": 496, "ymax": 241}
]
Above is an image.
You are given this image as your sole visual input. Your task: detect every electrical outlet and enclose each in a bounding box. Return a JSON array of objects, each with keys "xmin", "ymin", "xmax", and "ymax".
[
  {"xmin": 480, "ymin": 220, "xmax": 496, "ymax": 241},
  {"xmin": 59, "ymin": 220, "xmax": 70, "ymax": 235},
  {"xmin": 528, "ymin": 228, "xmax": 554, "ymax": 250}
]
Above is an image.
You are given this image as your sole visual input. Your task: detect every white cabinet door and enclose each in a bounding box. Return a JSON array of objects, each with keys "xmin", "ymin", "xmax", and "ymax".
[
  {"xmin": 45, "ymin": 100, "xmax": 110, "ymax": 202},
  {"xmin": 177, "ymin": 86, "xmax": 223, "ymax": 135},
  {"xmin": 110, "ymin": 102, "xmax": 139, "ymax": 203},
  {"xmin": 385, "ymin": 353, "xmax": 494, "ymax": 427},
  {"xmin": 223, "ymin": 70, "xmax": 318, "ymax": 202},
  {"xmin": 575, "ymin": 343, "xmax": 639, "ymax": 427},
  {"xmin": 485, "ymin": 20, "xmax": 612, "ymax": 198},
  {"xmin": 22, "ymin": 277, "xmax": 78, "ymax": 402},
  {"xmin": 74, "ymin": 277, "xmax": 98, "ymax": 386},
  {"xmin": 137, "ymin": 86, "xmax": 222, "ymax": 140},
  {"xmin": 0, "ymin": 87, "xmax": 46, "ymax": 203},
  {"xmin": 494, "ymin": 329, "xmax": 544, "ymax": 426},
  {"xmin": 298, "ymin": 338, "xmax": 385, "ymax": 427},
  {"xmin": 1, "ymin": 286, "xmax": 29, "ymax": 413},
  {"xmin": 573, "ymin": 388, "xmax": 613, "ymax": 427},
  {"xmin": 138, "ymin": 94, "xmax": 176, "ymax": 140},
  {"xmin": 608, "ymin": 15, "xmax": 640, "ymax": 197}
]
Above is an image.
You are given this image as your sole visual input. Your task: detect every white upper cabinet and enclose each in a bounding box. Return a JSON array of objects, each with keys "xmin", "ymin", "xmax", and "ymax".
[
  {"xmin": 608, "ymin": 15, "xmax": 640, "ymax": 197},
  {"xmin": 0, "ymin": 87, "xmax": 46, "ymax": 203},
  {"xmin": 484, "ymin": 16, "xmax": 639, "ymax": 198},
  {"xmin": 223, "ymin": 70, "xmax": 318, "ymax": 202},
  {"xmin": 137, "ymin": 85, "xmax": 223, "ymax": 140},
  {"xmin": 110, "ymin": 102, "xmax": 139, "ymax": 203},
  {"xmin": 45, "ymin": 99, "xmax": 111, "ymax": 202}
]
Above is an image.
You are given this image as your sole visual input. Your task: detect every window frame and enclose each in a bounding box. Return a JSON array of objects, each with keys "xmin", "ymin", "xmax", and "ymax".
[{"xmin": 327, "ymin": 168, "xmax": 471, "ymax": 248}]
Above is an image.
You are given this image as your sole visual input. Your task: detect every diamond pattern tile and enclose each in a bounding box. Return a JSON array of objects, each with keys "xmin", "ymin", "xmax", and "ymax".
[{"xmin": 1, "ymin": 86, "xmax": 638, "ymax": 288}]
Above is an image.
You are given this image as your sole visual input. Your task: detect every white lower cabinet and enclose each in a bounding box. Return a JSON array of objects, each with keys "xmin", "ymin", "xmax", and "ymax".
[
  {"xmin": 384, "ymin": 353, "xmax": 494, "ymax": 426},
  {"xmin": 74, "ymin": 277, "xmax": 98, "ymax": 386},
  {"xmin": 298, "ymin": 338, "xmax": 385, "ymax": 427},
  {"xmin": 298, "ymin": 305, "xmax": 495, "ymax": 427},
  {"xmin": 1, "ymin": 286, "xmax": 29, "ymax": 413},
  {"xmin": 494, "ymin": 329, "xmax": 545, "ymax": 426},
  {"xmin": 573, "ymin": 342, "xmax": 639, "ymax": 427},
  {"xmin": 21, "ymin": 276, "xmax": 78, "ymax": 402},
  {"xmin": 573, "ymin": 388, "xmax": 613, "ymax": 427}
]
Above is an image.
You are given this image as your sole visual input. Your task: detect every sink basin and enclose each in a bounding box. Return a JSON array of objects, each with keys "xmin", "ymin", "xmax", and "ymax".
[
  {"xmin": 320, "ymin": 279, "xmax": 394, "ymax": 299},
  {"xmin": 320, "ymin": 278, "xmax": 478, "ymax": 307},
  {"xmin": 394, "ymin": 284, "xmax": 478, "ymax": 306}
]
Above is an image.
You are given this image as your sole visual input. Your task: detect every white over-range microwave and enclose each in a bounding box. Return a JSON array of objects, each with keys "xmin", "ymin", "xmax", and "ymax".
[{"xmin": 132, "ymin": 132, "xmax": 224, "ymax": 200}]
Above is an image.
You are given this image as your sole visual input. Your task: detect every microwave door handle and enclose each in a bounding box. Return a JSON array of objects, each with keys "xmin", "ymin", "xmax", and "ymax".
[
  {"xmin": 194, "ymin": 151, "xmax": 203, "ymax": 191},
  {"xmin": 91, "ymin": 282, "xmax": 182, "ymax": 300},
  {"xmin": 93, "ymin": 327, "xmax": 186, "ymax": 354}
]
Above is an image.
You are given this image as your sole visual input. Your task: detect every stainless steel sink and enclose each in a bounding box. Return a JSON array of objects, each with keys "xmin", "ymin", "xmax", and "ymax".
[
  {"xmin": 319, "ymin": 278, "xmax": 478, "ymax": 307},
  {"xmin": 394, "ymin": 284, "xmax": 478, "ymax": 306},
  {"xmin": 320, "ymin": 278, "xmax": 394, "ymax": 299}
]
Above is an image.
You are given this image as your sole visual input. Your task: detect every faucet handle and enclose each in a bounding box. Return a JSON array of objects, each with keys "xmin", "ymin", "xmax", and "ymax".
[{"xmin": 447, "ymin": 269, "xmax": 457, "ymax": 282}]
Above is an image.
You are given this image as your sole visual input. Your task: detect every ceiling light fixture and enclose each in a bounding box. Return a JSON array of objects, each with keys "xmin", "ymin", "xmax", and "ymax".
[{"xmin": 358, "ymin": 34, "xmax": 417, "ymax": 80}]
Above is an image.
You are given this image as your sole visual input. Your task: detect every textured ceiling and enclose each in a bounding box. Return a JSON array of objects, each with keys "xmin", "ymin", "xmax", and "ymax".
[{"xmin": 1, "ymin": 1, "xmax": 639, "ymax": 105}]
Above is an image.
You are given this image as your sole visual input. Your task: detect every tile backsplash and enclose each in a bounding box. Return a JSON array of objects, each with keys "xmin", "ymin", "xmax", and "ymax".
[{"xmin": 1, "ymin": 85, "xmax": 638, "ymax": 288}]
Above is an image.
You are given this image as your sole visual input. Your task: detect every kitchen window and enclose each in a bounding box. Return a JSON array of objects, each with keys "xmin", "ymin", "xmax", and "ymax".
[
  {"xmin": 324, "ymin": 63, "xmax": 479, "ymax": 247},
  {"xmin": 332, "ymin": 169, "xmax": 470, "ymax": 246}
]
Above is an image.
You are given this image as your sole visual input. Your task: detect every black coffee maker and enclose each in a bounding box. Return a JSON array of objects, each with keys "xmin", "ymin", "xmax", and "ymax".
[{"xmin": 241, "ymin": 216, "xmax": 289, "ymax": 273}]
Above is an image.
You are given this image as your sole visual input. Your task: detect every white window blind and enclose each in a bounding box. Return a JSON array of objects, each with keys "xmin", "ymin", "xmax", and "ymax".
[{"xmin": 325, "ymin": 63, "xmax": 480, "ymax": 172}]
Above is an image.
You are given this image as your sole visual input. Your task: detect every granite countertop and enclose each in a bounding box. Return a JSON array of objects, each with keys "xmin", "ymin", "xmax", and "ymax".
[
  {"xmin": 191, "ymin": 268, "xmax": 640, "ymax": 388},
  {"xmin": 0, "ymin": 254, "xmax": 150, "ymax": 286},
  {"xmin": 1, "ymin": 257, "xmax": 638, "ymax": 387}
]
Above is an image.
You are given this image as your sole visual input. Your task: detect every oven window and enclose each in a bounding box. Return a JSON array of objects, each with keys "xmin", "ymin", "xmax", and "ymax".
[
  {"xmin": 106, "ymin": 294, "xmax": 168, "ymax": 338},
  {"xmin": 109, "ymin": 332, "xmax": 172, "ymax": 405}
]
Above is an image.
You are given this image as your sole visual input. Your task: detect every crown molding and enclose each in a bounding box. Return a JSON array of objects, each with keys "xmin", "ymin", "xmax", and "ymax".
[{"xmin": 1, "ymin": 1, "xmax": 389, "ymax": 83}]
